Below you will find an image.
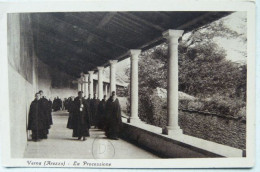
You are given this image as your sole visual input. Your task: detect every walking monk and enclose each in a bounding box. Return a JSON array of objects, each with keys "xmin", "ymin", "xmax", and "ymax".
[
  {"xmin": 105, "ymin": 91, "xmax": 122, "ymax": 140},
  {"xmin": 97, "ymin": 95, "xmax": 107, "ymax": 129},
  {"xmin": 72, "ymin": 91, "xmax": 91, "ymax": 141},
  {"xmin": 28, "ymin": 93, "xmax": 48, "ymax": 141}
]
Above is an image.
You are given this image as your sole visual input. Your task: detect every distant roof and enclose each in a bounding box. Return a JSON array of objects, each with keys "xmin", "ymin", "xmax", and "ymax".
[{"xmin": 29, "ymin": 12, "xmax": 231, "ymax": 77}]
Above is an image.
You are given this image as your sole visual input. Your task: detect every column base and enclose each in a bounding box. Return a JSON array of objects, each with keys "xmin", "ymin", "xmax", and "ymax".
[
  {"xmin": 127, "ymin": 117, "xmax": 141, "ymax": 124},
  {"xmin": 162, "ymin": 126, "xmax": 183, "ymax": 136}
]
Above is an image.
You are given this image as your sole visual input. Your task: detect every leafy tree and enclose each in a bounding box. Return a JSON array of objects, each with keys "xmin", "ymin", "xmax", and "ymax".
[{"xmin": 124, "ymin": 12, "xmax": 247, "ymax": 121}]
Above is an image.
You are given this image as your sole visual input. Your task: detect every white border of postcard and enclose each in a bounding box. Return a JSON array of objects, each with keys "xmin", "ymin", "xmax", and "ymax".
[{"xmin": 0, "ymin": 0, "xmax": 256, "ymax": 168}]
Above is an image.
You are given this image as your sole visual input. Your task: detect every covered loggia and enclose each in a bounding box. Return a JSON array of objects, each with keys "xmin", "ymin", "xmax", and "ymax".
[{"xmin": 7, "ymin": 11, "xmax": 243, "ymax": 159}]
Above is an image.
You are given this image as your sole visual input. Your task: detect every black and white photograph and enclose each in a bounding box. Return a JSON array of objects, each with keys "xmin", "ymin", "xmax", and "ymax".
[{"xmin": 0, "ymin": 0, "xmax": 256, "ymax": 169}]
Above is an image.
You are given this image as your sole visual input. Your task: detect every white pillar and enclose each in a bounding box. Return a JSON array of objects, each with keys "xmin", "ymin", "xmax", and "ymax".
[
  {"xmin": 129, "ymin": 49, "xmax": 141, "ymax": 123},
  {"xmin": 88, "ymin": 71, "xmax": 94, "ymax": 98},
  {"xmin": 105, "ymin": 84, "xmax": 108, "ymax": 96},
  {"xmin": 109, "ymin": 60, "xmax": 118, "ymax": 95},
  {"xmin": 83, "ymin": 74, "xmax": 89, "ymax": 97},
  {"xmin": 162, "ymin": 29, "xmax": 184, "ymax": 136},
  {"xmin": 97, "ymin": 66, "xmax": 104, "ymax": 100}
]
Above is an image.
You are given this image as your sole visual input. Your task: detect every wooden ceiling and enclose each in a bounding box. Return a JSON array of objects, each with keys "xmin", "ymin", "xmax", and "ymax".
[{"xmin": 29, "ymin": 11, "xmax": 231, "ymax": 77}]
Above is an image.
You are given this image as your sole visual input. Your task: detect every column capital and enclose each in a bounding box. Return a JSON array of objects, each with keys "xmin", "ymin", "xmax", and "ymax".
[
  {"xmin": 109, "ymin": 60, "xmax": 118, "ymax": 65},
  {"xmin": 88, "ymin": 71, "xmax": 94, "ymax": 75},
  {"xmin": 83, "ymin": 74, "xmax": 89, "ymax": 81},
  {"xmin": 162, "ymin": 29, "xmax": 184, "ymax": 40},
  {"xmin": 78, "ymin": 78, "xmax": 83, "ymax": 84},
  {"xmin": 97, "ymin": 66, "xmax": 104, "ymax": 71},
  {"xmin": 128, "ymin": 49, "xmax": 141, "ymax": 57}
]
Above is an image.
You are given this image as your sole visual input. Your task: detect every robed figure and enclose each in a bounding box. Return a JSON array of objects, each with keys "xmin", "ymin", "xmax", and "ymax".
[
  {"xmin": 66, "ymin": 97, "xmax": 75, "ymax": 129},
  {"xmin": 63, "ymin": 98, "xmax": 67, "ymax": 110},
  {"xmin": 52, "ymin": 97, "xmax": 59, "ymax": 111},
  {"xmin": 57, "ymin": 97, "xmax": 62, "ymax": 110},
  {"xmin": 105, "ymin": 91, "xmax": 122, "ymax": 140},
  {"xmin": 97, "ymin": 95, "xmax": 107, "ymax": 129},
  {"xmin": 47, "ymin": 99, "xmax": 53, "ymax": 126},
  {"xmin": 90, "ymin": 93, "xmax": 100, "ymax": 128},
  {"xmin": 71, "ymin": 91, "xmax": 91, "ymax": 141},
  {"xmin": 85, "ymin": 94, "xmax": 91, "ymax": 107},
  {"xmin": 38, "ymin": 91, "xmax": 52, "ymax": 138},
  {"xmin": 28, "ymin": 93, "xmax": 48, "ymax": 141}
]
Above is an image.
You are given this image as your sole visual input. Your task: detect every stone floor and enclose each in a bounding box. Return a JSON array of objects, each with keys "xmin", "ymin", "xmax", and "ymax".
[{"xmin": 23, "ymin": 111, "xmax": 159, "ymax": 159}]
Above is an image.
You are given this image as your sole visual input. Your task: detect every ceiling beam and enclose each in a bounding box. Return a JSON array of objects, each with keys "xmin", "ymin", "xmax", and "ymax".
[
  {"xmin": 38, "ymin": 54, "xmax": 85, "ymax": 77},
  {"xmin": 138, "ymin": 12, "xmax": 230, "ymax": 51},
  {"xmin": 31, "ymin": 19, "xmax": 122, "ymax": 59},
  {"xmin": 53, "ymin": 13, "xmax": 130, "ymax": 51},
  {"xmin": 120, "ymin": 12, "xmax": 165, "ymax": 31},
  {"xmin": 32, "ymin": 27, "xmax": 108, "ymax": 63},
  {"xmin": 106, "ymin": 12, "xmax": 231, "ymax": 65},
  {"xmin": 87, "ymin": 12, "xmax": 117, "ymax": 43},
  {"xmin": 37, "ymin": 48, "xmax": 98, "ymax": 77},
  {"xmin": 31, "ymin": 13, "xmax": 127, "ymax": 57},
  {"xmin": 109, "ymin": 17, "xmax": 146, "ymax": 37},
  {"xmin": 116, "ymin": 12, "xmax": 158, "ymax": 33}
]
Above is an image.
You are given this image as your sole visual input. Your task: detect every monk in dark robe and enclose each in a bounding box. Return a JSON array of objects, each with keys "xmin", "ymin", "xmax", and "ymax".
[
  {"xmin": 47, "ymin": 98, "xmax": 53, "ymax": 126},
  {"xmin": 52, "ymin": 97, "xmax": 59, "ymax": 111},
  {"xmin": 66, "ymin": 96, "xmax": 75, "ymax": 129},
  {"xmin": 57, "ymin": 96, "xmax": 62, "ymax": 110},
  {"xmin": 90, "ymin": 93, "xmax": 100, "ymax": 128},
  {"xmin": 28, "ymin": 93, "xmax": 47, "ymax": 141},
  {"xmin": 97, "ymin": 95, "xmax": 107, "ymax": 129},
  {"xmin": 72, "ymin": 91, "xmax": 90, "ymax": 141},
  {"xmin": 63, "ymin": 98, "xmax": 68, "ymax": 110},
  {"xmin": 105, "ymin": 91, "xmax": 122, "ymax": 140},
  {"xmin": 38, "ymin": 90, "xmax": 51, "ymax": 139},
  {"xmin": 85, "ymin": 94, "xmax": 91, "ymax": 106}
]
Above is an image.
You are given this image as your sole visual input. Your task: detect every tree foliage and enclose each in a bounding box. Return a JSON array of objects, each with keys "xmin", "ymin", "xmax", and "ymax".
[{"xmin": 124, "ymin": 13, "xmax": 247, "ymax": 120}]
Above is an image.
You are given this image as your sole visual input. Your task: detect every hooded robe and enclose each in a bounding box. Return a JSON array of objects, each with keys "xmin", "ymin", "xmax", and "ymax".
[
  {"xmin": 105, "ymin": 97, "xmax": 122, "ymax": 139},
  {"xmin": 28, "ymin": 99, "xmax": 48, "ymax": 140},
  {"xmin": 90, "ymin": 98, "xmax": 100, "ymax": 127},
  {"xmin": 66, "ymin": 98, "xmax": 75, "ymax": 129},
  {"xmin": 72, "ymin": 97, "xmax": 91, "ymax": 137},
  {"xmin": 97, "ymin": 99, "xmax": 107, "ymax": 129}
]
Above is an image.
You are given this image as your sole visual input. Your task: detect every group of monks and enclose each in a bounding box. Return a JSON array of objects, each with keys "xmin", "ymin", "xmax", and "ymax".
[
  {"xmin": 27, "ymin": 90, "xmax": 53, "ymax": 141},
  {"xmin": 66, "ymin": 91, "xmax": 122, "ymax": 141},
  {"xmin": 52, "ymin": 97, "xmax": 63, "ymax": 111},
  {"xmin": 27, "ymin": 90, "xmax": 122, "ymax": 142}
]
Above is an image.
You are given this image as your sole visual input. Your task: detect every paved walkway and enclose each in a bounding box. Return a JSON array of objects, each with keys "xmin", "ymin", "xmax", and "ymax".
[{"xmin": 24, "ymin": 111, "xmax": 159, "ymax": 159}]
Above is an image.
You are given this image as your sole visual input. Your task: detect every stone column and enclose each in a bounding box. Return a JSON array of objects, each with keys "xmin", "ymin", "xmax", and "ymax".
[
  {"xmin": 109, "ymin": 60, "xmax": 118, "ymax": 95},
  {"xmin": 88, "ymin": 71, "xmax": 94, "ymax": 98},
  {"xmin": 105, "ymin": 84, "xmax": 108, "ymax": 96},
  {"xmin": 97, "ymin": 66, "xmax": 104, "ymax": 100},
  {"xmin": 162, "ymin": 29, "xmax": 184, "ymax": 136},
  {"xmin": 83, "ymin": 74, "xmax": 89, "ymax": 97},
  {"xmin": 129, "ymin": 49, "xmax": 141, "ymax": 123}
]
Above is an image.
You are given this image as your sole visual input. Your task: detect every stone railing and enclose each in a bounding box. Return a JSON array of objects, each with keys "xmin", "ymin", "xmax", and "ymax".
[{"xmin": 120, "ymin": 117, "xmax": 244, "ymax": 158}]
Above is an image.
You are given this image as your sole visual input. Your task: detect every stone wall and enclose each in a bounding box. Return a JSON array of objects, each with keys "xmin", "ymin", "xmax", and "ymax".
[
  {"xmin": 139, "ymin": 87, "xmax": 246, "ymax": 150},
  {"xmin": 8, "ymin": 64, "xmax": 34, "ymax": 158},
  {"xmin": 8, "ymin": 13, "xmax": 35, "ymax": 158},
  {"xmin": 179, "ymin": 110, "xmax": 246, "ymax": 149},
  {"xmin": 7, "ymin": 13, "xmax": 77, "ymax": 158}
]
